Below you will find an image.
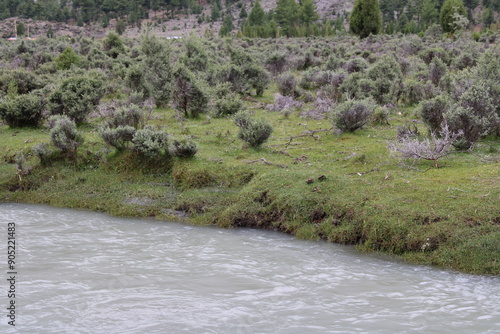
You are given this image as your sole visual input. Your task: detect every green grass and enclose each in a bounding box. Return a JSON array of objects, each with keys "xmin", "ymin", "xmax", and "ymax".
[{"xmin": 1, "ymin": 101, "xmax": 499, "ymax": 275}]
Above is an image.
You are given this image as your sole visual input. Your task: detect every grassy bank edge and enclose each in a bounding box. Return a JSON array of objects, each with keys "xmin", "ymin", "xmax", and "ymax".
[{"xmin": 1, "ymin": 149, "xmax": 498, "ymax": 276}]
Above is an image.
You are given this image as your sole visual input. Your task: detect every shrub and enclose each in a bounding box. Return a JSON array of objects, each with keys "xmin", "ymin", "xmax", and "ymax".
[
  {"xmin": 214, "ymin": 93, "xmax": 243, "ymax": 117},
  {"xmin": 49, "ymin": 73, "xmax": 105, "ymax": 124},
  {"xmin": 340, "ymin": 73, "xmax": 371, "ymax": 100},
  {"xmin": 180, "ymin": 36, "xmax": 209, "ymax": 73},
  {"xmin": 234, "ymin": 112, "xmax": 273, "ymax": 148},
  {"xmin": 388, "ymin": 123, "xmax": 462, "ymax": 168},
  {"xmin": 142, "ymin": 54, "xmax": 172, "ymax": 108},
  {"xmin": 345, "ymin": 57, "xmax": 369, "ymax": 73},
  {"xmin": 55, "ymin": 47, "xmax": 80, "ymax": 70},
  {"xmin": 0, "ymin": 92, "xmax": 45, "ymax": 128},
  {"xmin": 265, "ymin": 52, "xmax": 287, "ymax": 76},
  {"xmin": 169, "ymin": 136, "xmax": 198, "ymax": 158},
  {"xmin": 419, "ymin": 96, "xmax": 450, "ymax": 133},
  {"xmin": 453, "ymin": 52, "xmax": 477, "ymax": 70},
  {"xmin": 105, "ymin": 104, "xmax": 145, "ymax": 129},
  {"xmin": 102, "ymin": 33, "xmax": 125, "ymax": 58},
  {"xmin": 370, "ymin": 106, "xmax": 390, "ymax": 125},
  {"xmin": 172, "ymin": 65, "xmax": 209, "ymax": 118},
  {"xmin": 101, "ymin": 126, "xmax": 136, "ymax": 150},
  {"xmin": 32, "ymin": 142, "xmax": 55, "ymax": 166},
  {"xmin": 48, "ymin": 115, "xmax": 84, "ymax": 159},
  {"xmin": 277, "ymin": 72, "xmax": 297, "ymax": 97},
  {"xmin": 401, "ymin": 79, "xmax": 435, "ymax": 106},
  {"xmin": 445, "ymin": 81, "xmax": 498, "ymax": 150},
  {"xmin": 215, "ymin": 64, "xmax": 248, "ymax": 95},
  {"xmin": 325, "ymin": 54, "xmax": 344, "ymax": 71},
  {"xmin": 419, "ymin": 47, "xmax": 449, "ymax": 65},
  {"xmin": 266, "ymin": 94, "xmax": 303, "ymax": 113},
  {"xmin": 429, "ymin": 57, "xmax": 447, "ymax": 86},
  {"xmin": 126, "ymin": 65, "xmax": 145, "ymax": 92},
  {"xmin": 132, "ymin": 127, "xmax": 169, "ymax": 157},
  {"xmin": 244, "ymin": 64, "xmax": 270, "ymax": 96},
  {"xmin": 366, "ymin": 55, "xmax": 403, "ymax": 105},
  {"xmin": 331, "ymin": 99, "xmax": 375, "ymax": 133},
  {"xmin": 299, "ymin": 69, "xmax": 318, "ymax": 89},
  {"xmin": 0, "ymin": 69, "xmax": 44, "ymax": 95}
]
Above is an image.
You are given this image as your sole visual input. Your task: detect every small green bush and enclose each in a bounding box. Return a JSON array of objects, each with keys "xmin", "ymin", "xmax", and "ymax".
[
  {"xmin": 234, "ymin": 112, "xmax": 273, "ymax": 148},
  {"xmin": 48, "ymin": 115, "xmax": 84, "ymax": 159},
  {"xmin": 49, "ymin": 73, "xmax": 105, "ymax": 124},
  {"xmin": 214, "ymin": 94, "xmax": 243, "ymax": 117},
  {"xmin": 445, "ymin": 81, "xmax": 498, "ymax": 150},
  {"xmin": 366, "ymin": 55, "xmax": 403, "ymax": 105},
  {"xmin": 132, "ymin": 127, "xmax": 169, "ymax": 157},
  {"xmin": 331, "ymin": 99, "xmax": 375, "ymax": 133},
  {"xmin": 277, "ymin": 72, "xmax": 297, "ymax": 97},
  {"xmin": 345, "ymin": 57, "xmax": 369, "ymax": 73},
  {"xmin": 55, "ymin": 47, "xmax": 80, "ymax": 70},
  {"xmin": 370, "ymin": 106, "xmax": 390, "ymax": 125},
  {"xmin": 429, "ymin": 57, "xmax": 447, "ymax": 86},
  {"xmin": 32, "ymin": 142, "xmax": 55, "ymax": 166},
  {"xmin": 101, "ymin": 126, "xmax": 136, "ymax": 151},
  {"xmin": 244, "ymin": 64, "xmax": 270, "ymax": 96},
  {"xmin": 419, "ymin": 95, "xmax": 450, "ymax": 133},
  {"xmin": 0, "ymin": 69, "xmax": 44, "ymax": 95},
  {"xmin": 102, "ymin": 33, "xmax": 125, "ymax": 58},
  {"xmin": 0, "ymin": 92, "xmax": 45, "ymax": 128},
  {"xmin": 106, "ymin": 104, "xmax": 145, "ymax": 129},
  {"xmin": 265, "ymin": 52, "xmax": 287, "ymax": 76},
  {"xmin": 172, "ymin": 65, "xmax": 209, "ymax": 118},
  {"xmin": 169, "ymin": 136, "xmax": 198, "ymax": 158}
]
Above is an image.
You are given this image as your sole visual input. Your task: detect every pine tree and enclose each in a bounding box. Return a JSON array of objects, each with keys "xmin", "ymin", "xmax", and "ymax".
[
  {"xmin": 239, "ymin": 5, "xmax": 248, "ymax": 19},
  {"xmin": 16, "ymin": 22, "xmax": 26, "ymax": 36},
  {"xmin": 440, "ymin": 0, "xmax": 467, "ymax": 33},
  {"xmin": 421, "ymin": 0, "xmax": 439, "ymax": 27},
  {"xmin": 300, "ymin": 0, "xmax": 319, "ymax": 26},
  {"xmin": 211, "ymin": 1, "xmax": 221, "ymax": 22},
  {"xmin": 350, "ymin": 0, "xmax": 382, "ymax": 38},
  {"xmin": 275, "ymin": 0, "xmax": 299, "ymax": 36},
  {"xmin": 219, "ymin": 15, "xmax": 234, "ymax": 37},
  {"xmin": 482, "ymin": 6, "xmax": 494, "ymax": 27},
  {"xmin": 248, "ymin": 0, "xmax": 265, "ymax": 26}
]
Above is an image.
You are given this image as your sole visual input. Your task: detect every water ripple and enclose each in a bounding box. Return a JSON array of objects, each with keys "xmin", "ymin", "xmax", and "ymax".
[{"xmin": 1, "ymin": 203, "xmax": 499, "ymax": 333}]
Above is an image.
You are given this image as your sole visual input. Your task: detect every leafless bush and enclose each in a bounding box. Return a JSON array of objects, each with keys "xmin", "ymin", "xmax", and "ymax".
[
  {"xmin": 266, "ymin": 94, "xmax": 303, "ymax": 113},
  {"xmin": 300, "ymin": 98, "xmax": 334, "ymax": 120},
  {"xmin": 396, "ymin": 124, "xmax": 420, "ymax": 140},
  {"xmin": 388, "ymin": 123, "xmax": 462, "ymax": 168}
]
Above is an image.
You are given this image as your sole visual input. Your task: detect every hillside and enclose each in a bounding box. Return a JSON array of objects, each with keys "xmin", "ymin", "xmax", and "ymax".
[{"xmin": 1, "ymin": 0, "xmax": 498, "ymax": 39}]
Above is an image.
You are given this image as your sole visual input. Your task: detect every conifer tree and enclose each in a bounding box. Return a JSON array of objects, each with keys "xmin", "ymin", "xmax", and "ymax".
[
  {"xmin": 301, "ymin": 0, "xmax": 319, "ymax": 26},
  {"xmin": 219, "ymin": 15, "xmax": 234, "ymax": 37},
  {"xmin": 350, "ymin": 0, "xmax": 382, "ymax": 38},
  {"xmin": 248, "ymin": 0, "xmax": 265, "ymax": 26},
  {"xmin": 421, "ymin": 0, "xmax": 439, "ymax": 26},
  {"xmin": 440, "ymin": 0, "xmax": 467, "ymax": 33},
  {"xmin": 240, "ymin": 5, "xmax": 248, "ymax": 19}
]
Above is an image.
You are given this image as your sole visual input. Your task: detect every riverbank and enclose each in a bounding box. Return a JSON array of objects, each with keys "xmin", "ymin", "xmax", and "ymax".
[{"xmin": 1, "ymin": 105, "xmax": 499, "ymax": 276}]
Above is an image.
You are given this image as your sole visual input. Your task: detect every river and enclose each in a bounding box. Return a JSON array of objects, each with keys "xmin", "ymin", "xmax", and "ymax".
[{"xmin": 1, "ymin": 203, "xmax": 499, "ymax": 333}]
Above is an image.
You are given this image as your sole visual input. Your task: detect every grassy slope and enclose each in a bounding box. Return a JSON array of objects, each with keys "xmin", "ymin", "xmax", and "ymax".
[{"xmin": 1, "ymin": 93, "xmax": 499, "ymax": 275}]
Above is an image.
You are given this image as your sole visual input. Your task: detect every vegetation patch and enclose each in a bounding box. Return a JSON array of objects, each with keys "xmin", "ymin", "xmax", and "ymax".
[{"xmin": 0, "ymin": 32, "xmax": 498, "ymax": 276}]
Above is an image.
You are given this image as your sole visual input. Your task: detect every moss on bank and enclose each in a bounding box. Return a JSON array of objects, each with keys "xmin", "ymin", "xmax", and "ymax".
[{"xmin": 1, "ymin": 107, "xmax": 499, "ymax": 276}]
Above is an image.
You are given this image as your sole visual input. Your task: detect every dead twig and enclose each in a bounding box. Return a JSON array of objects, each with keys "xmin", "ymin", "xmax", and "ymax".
[
  {"xmin": 283, "ymin": 127, "xmax": 333, "ymax": 149},
  {"xmin": 243, "ymin": 158, "xmax": 288, "ymax": 168}
]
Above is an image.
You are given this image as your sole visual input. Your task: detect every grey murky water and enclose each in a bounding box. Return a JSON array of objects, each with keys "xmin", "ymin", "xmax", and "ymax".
[{"xmin": 1, "ymin": 203, "xmax": 499, "ymax": 333}]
